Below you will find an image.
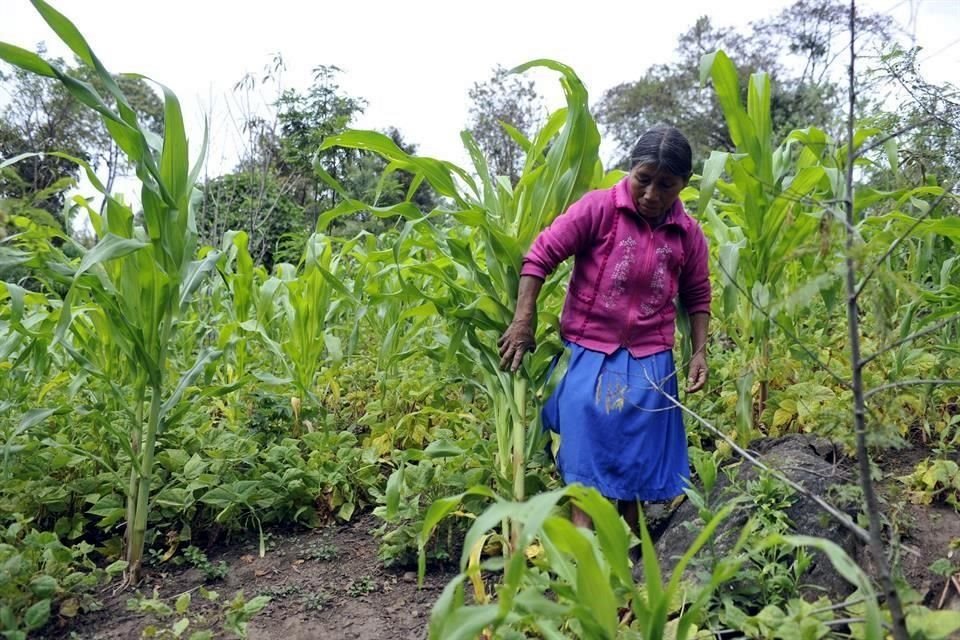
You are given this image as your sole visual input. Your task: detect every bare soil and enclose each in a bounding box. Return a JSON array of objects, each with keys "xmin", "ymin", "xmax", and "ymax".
[
  {"xmin": 873, "ymin": 444, "xmax": 960, "ymax": 610},
  {"xmin": 46, "ymin": 514, "xmax": 453, "ymax": 640}
]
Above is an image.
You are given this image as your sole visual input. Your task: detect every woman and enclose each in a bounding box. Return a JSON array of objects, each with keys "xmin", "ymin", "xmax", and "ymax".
[{"xmin": 497, "ymin": 125, "xmax": 711, "ymax": 532}]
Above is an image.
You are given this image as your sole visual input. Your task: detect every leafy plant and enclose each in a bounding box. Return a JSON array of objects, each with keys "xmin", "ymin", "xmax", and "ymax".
[
  {"xmin": 347, "ymin": 575, "xmax": 376, "ymax": 597},
  {"xmin": 698, "ymin": 50, "xmax": 844, "ymax": 436},
  {"xmin": 307, "ymin": 542, "xmax": 338, "ymax": 562},
  {"xmin": 899, "ymin": 458, "xmax": 960, "ymax": 509},
  {"xmin": 182, "ymin": 545, "xmax": 229, "ymax": 582},
  {"xmin": 0, "ymin": 515, "xmax": 125, "ymax": 640},
  {"xmin": 129, "ymin": 587, "xmax": 269, "ymax": 640},
  {"xmin": 422, "ymin": 484, "xmax": 739, "ymax": 640},
  {"xmin": 0, "ymin": 0, "xmax": 222, "ymax": 584}
]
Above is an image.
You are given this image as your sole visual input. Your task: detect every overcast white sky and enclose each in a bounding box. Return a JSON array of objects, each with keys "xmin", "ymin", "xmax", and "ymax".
[{"xmin": 1, "ymin": 0, "xmax": 958, "ymax": 191}]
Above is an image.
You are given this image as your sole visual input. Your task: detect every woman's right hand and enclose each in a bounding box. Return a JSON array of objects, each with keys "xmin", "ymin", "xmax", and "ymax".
[{"xmin": 498, "ymin": 321, "xmax": 536, "ymax": 372}]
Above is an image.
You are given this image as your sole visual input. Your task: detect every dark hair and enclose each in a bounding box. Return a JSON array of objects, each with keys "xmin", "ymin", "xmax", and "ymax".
[{"xmin": 628, "ymin": 125, "xmax": 693, "ymax": 178}]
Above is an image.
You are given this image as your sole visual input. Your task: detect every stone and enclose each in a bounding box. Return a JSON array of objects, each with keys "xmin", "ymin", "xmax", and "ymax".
[{"xmin": 652, "ymin": 434, "xmax": 860, "ymax": 601}]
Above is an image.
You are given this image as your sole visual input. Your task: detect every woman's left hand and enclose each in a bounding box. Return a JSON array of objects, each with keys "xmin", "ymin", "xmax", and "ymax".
[{"xmin": 686, "ymin": 352, "xmax": 708, "ymax": 393}]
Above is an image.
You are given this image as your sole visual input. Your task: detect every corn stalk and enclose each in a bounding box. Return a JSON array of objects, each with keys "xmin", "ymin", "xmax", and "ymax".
[
  {"xmin": 317, "ymin": 61, "xmax": 605, "ymax": 533},
  {"xmin": 0, "ymin": 1, "xmax": 218, "ymax": 584},
  {"xmin": 698, "ymin": 52, "xmax": 842, "ymax": 437}
]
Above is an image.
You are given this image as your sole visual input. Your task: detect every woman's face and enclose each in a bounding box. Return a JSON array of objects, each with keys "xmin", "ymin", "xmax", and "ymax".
[{"xmin": 628, "ymin": 163, "xmax": 688, "ymax": 220}]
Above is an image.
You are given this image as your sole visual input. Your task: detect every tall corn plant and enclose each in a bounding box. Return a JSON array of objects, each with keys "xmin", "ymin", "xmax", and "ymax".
[
  {"xmin": 698, "ymin": 51, "xmax": 843, "ymax": 436},
  {"xmin": 244, "ymin": 232, "xmax": 362, "ymax": 427},
  {"xmin": 316, "ymin": 60, "xmax": 602, "ymax": 531},
  {"xmin": 0, "ymin": 1, "xmax": 218, "ymax": 584}
]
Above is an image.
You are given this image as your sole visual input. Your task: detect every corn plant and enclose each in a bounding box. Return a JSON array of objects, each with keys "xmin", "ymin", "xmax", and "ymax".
[
  {"xmin": 422, "ymin": 485, "xmax": 739, "ymax": 639},
  {"xmin": 317, "ymin": 61, "xmax": 605, "ymax": 549},
  {"xmin": 0, "ymin": 1, "xmax": 220, "ymax": 583},
  {"xmin": 696, "ymin": 51, "xmax": 849, "ymax": 436},
  {"xmin": 267, "ymin": 233, "xmax": 354, "ymax": 419}
]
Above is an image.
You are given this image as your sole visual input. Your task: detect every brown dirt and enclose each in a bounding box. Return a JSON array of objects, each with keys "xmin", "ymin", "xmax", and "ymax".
[
  {"xmin": 873, "ymin": 444, "xmax": 960, "ymax": 610},
  {"xmin": 46, "ymin": 513, "xmax": 453, "ymax": 640}
]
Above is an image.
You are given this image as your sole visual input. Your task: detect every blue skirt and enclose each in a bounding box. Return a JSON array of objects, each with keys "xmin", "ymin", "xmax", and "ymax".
[{"xmin": 542, "ymin": 343, "xmax": 689, "ymax": 501}]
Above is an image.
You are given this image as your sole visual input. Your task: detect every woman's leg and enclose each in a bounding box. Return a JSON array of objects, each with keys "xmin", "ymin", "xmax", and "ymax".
[
  {"xmin": 617, "ymin": 499, "xmax": 641, "ymax": 539},
  {"xmin": 618, "ymin": 499, "xmax": 643, "ymax": 568},
  {"xmin": 572, "ymin": 499, "xmax": 638, "ymax": 533},
  {"xmin": 571, "ymin": 503, "xmax": 593, "ymax": 529}
]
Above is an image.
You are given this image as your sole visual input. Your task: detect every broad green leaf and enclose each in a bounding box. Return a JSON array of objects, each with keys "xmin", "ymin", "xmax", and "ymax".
[
  {"xmin": 75, "ymin": 233, "xmax": 149, "ymax": 279},
  {"xmin": 0, "ymin": 42, "xmax": 56, "ymax": 76},
  {"xmin": 906, "ymin": 609, "xmax": 960, "ymax": 640},
  {"xmin": 24, "ymin": 599, "xmax": 51, "ymax": 631},
  {"xmin": 29, "ymin": 575, "xmax": 58, "ymax": 598}
]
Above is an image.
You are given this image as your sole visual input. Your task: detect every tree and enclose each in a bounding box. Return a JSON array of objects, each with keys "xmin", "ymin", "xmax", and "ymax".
[
  {"xmin": 0, "ymin": 46, "xmax": 164, "ymax": 231},
  {"xmin": 595, "ymin": 0, "xmax": 893, "ymax": 166},
  {"xmin": 0, "ymin": 48, "xmax": 98, "ymax": 228},
  {"xmin": 467, "ymin": 65, "xmax": 545, "ymax": 184},
  {"xmin": 196, "ymin": 63, "xmax": 435, "ymax": 265},
  {"xmin": 864, "ymin": 45, "xmax": 960, "ymax": 189},
  {"xmin": 197, "ymin": 171, "xmax": 303, "ymax": 267},
  {"xmin": 274, "ymin": 64, "xmax": 366, "ymax": 219}
]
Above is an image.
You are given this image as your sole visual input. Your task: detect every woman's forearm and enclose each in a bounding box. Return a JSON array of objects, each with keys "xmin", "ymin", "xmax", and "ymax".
[
  {"xmin": 690, "ymin": 312, "xmax": 709, "ymax": 356},
  {"xmin": 513, "ymin": 275, "xmax": 544, "ymax": 324}
]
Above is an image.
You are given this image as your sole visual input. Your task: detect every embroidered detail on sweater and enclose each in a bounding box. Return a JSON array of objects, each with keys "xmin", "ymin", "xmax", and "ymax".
[
  {"xmin": 639, "ymin": 245, "xmax": 673, "ymax": 318},
  {"xmin": 601, "ymin": 237, "xmax": 636, "ymax": 309}
]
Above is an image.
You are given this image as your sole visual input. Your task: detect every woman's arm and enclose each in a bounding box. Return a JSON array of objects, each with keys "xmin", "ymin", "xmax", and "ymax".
[
  {"xmin": 498, "ymin": 275, "xmax": 544, "ymax": 372},
  {"xmin": 500, "ymin": 196, "xmax": 598, "ymax": 372},
  {"xmin": 686, "ymin": 311, "xmax": 709, "ymax": 392}
]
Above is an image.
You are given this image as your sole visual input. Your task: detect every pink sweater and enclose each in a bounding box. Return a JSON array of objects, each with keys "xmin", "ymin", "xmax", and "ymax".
[{"xmin": 521, "ymin": 177, "xmax": 711, "ymax": 358}]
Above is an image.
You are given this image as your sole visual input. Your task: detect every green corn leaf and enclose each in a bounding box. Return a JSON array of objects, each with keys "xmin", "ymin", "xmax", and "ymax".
[
  {"xmin": 179, "ymin": 250, "xmax": 223, "ymax": 312},
  {"xmin": 698, "ymin": 151, "xmax": 728, "ymax": 215},
  {"xmin": 417, "ymin": 485, "xmax": 498, "ymax": 584},
  {"xmin": 18, "ymin": 407, "xmax": 69, "ymax": 432},
  {"xmin": 500, "ymin": 121, "xmax": 533, "ymax": 153},
  {"xmin": 31, "ymin": 0, "xmax": 96, "ymax": 66},
  {"xmin": 0, "ymin": 42, "xmax": 56, "ymax": 76},
  {"xmin": 156, "ymin": 80, "xmax": 189, "ymax": 206},
  {"xmin": 701, "ymin": 50, "xmax": 755, "ymax": 153},
  {"xmin": 777, "ymin": 534, "xmax": 883, "ymax": 639},
  {"xmin": 1, "ymin": 282, "xmax": 26, "ymax": 323},
  {"xmin": 542, "ymin": 516, "xmax": 618, "ymax": 639},
  {"xmin": 567, "ymin": 485, "xmax": 633, "ymax": 587},
  {"xmin": 159, "ymin": 347, "xmax": 223, "ymax": 422},
  {"xmin": 75, "ymin": 233, "xmax": 149, "ymax": 279}
]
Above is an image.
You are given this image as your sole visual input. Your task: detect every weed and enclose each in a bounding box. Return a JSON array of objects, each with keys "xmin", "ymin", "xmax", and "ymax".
[
  {"xmin": 347, "ymin": 576, "xmax": 376, "ymax": 597},
  {"xmin": 183, "ymin": 546, "xmax": 229, "ymax": 582},
  {"xmin": 302, "ymin": 590, "xmax": 329, "ymax": 611},
  {"xmin": 307, "ymin": 542, "xmax": 338, "ymax": 562}
]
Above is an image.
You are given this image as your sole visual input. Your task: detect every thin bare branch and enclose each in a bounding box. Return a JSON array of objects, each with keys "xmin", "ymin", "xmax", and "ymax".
[
  {"xmin": 854, "ymin": 116, "xmax": 936, "ymax": 159},
  {"xmin": 864, "ymin": 379, "xmax": 960, "ymax": 400},
  {"xmin": 810, "ymin": 597, "xmax": 867, "ymax": 615},
  {"xmin": 860, "ymin": 313, "xmax": 960, "ymax": 367},
  {"xmin": 651, "ymin": 373, "xmax": 871, "ymax": 547},
  {"xmin": 845, "ymin": 2, "xmax": 909, "ymax": 636}
]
